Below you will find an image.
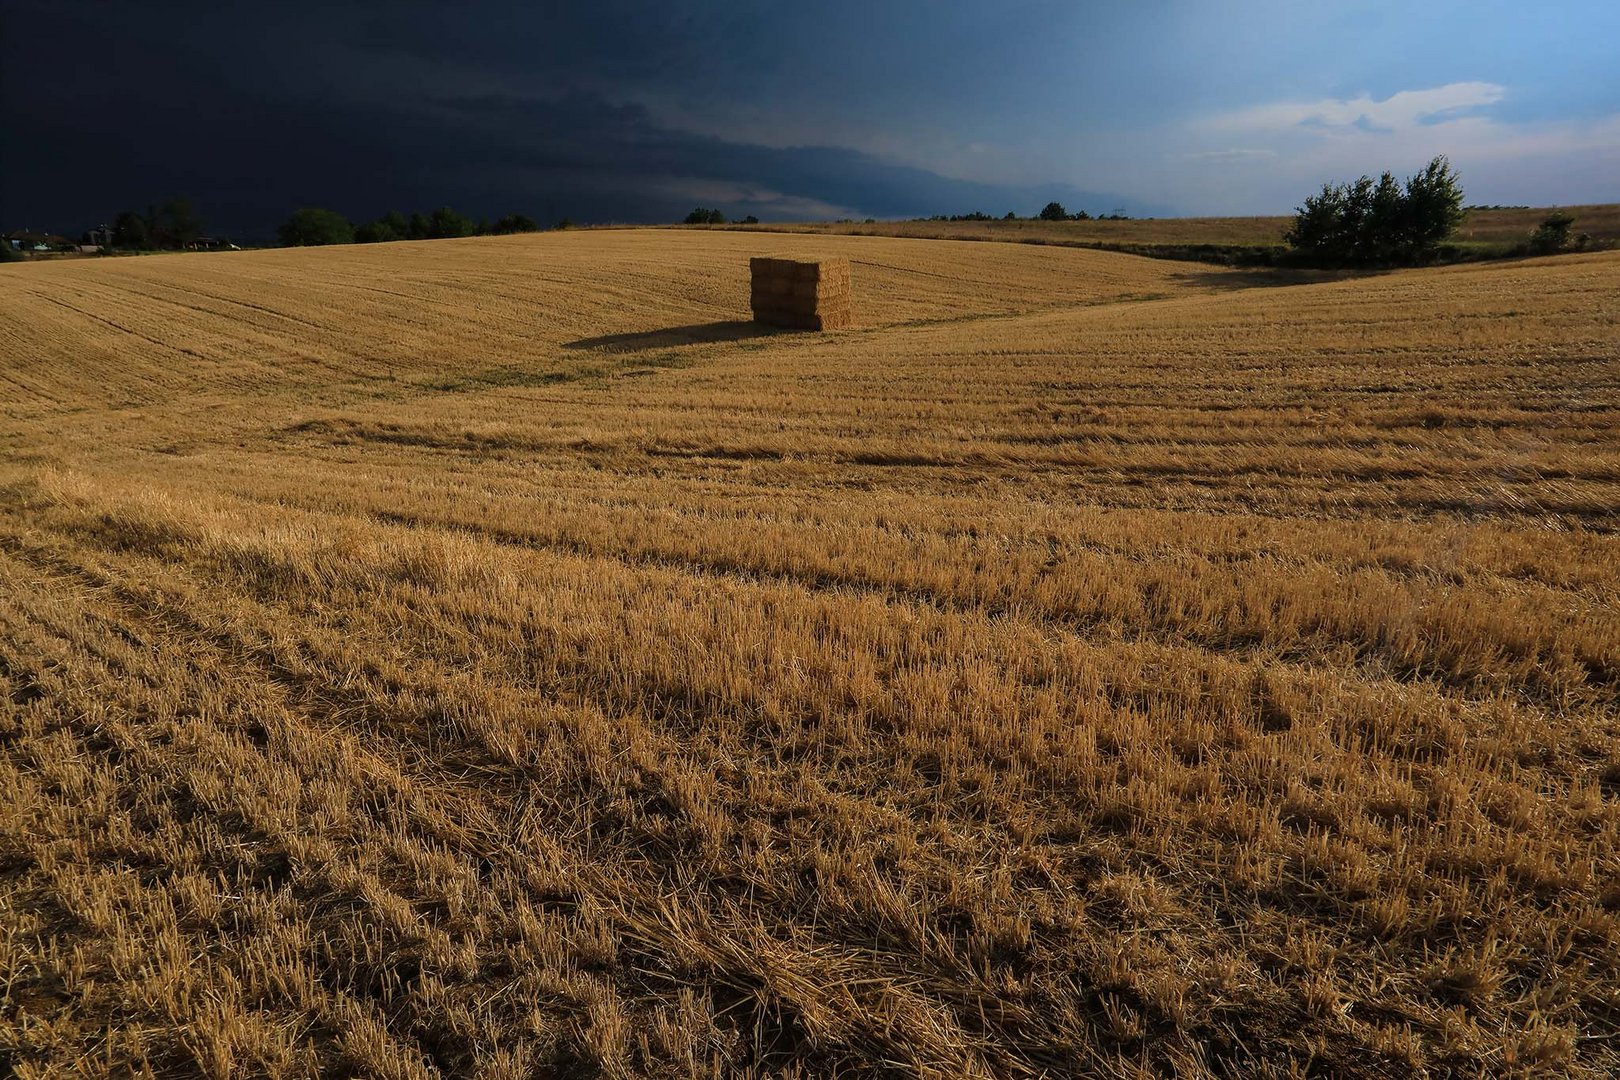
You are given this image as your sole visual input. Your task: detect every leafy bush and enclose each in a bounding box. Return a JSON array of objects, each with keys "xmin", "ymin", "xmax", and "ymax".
[
  {"xmin": 355, "ymin": 213, "xmax": 399, "ymax": 243},
  {"xmin": 353, "ymin": 208, "xmax": 522, "ymax": 243},
  {"xmin": 490, "ymin": 214, "xmax": 539, "ymax": 235},
  {"xmin": 1527, "ymin": 212, "xmax": 1575, "ymax": 255},
  {"xmin": 427, "ymin": 206, "xmax": 474, "ymax": 239},
  {"xmin": 112, "ymin": 210, "xmax": 151, "ymax": 250},
  {"xmin": 153, "ymin": 197, "xmax": 203, "ymax": 249},
  {"xmin": 1285, "ymin": 155, "xmax": 1464, "ymax": 265},
  {"xmin": 355, "ymin": 211, "xmax": 404, "ymax": 243},
  {"xmin": 1038, "ymin": 201, "xmax": 1069, "ymax": 222},
  {"xmin": 278, "ymin": 208, "xmax": 354, "ymax": 247},
  {"xmin": 684, "ymin": 208, "xmax": 726, "ymax": 225}
]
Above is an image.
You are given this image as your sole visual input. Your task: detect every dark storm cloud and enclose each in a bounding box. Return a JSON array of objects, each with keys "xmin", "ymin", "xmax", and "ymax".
[{"xmin": 0, "ymin": 0, "xmax": 1155, "ymax": 236}]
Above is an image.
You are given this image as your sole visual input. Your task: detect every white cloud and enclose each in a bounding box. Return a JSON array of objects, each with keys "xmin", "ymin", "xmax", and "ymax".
[
  {"xmin": 1101, "ymin": 82, "xmax": 1620, "ymax": 213},
  {"xmin": 1206, "ymin": 82, "xmax": 1508, "ymax": 136}
]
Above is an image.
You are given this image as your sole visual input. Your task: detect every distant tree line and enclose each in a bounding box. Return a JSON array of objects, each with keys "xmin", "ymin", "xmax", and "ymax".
[
  {"xmin": 278, "ymin": 207, "xmax": 545, "ymax": 247},
  {"xmin": 682, "ymin": 208, "xmax": 758, "ymax": 225},
  {"xmin": 1039, "ymin": 202, "xmax": 1091, "ymax": 222},
  {"xmin": 108, "ymin": 198, "xmax": 206, "ymax": 249},
  {"xmin": 913, "ymin": 205, "xmax": 1133, "ymax": 223},
  {"xmin": 923, "ymin": 211, "xmax": 1003, "ymax": 222}
]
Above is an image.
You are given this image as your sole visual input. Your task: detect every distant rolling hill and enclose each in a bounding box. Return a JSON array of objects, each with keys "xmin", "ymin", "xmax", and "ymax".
[{"xmin": 705, "ymin": 202, "xmax": 1620, "ymax": 261}]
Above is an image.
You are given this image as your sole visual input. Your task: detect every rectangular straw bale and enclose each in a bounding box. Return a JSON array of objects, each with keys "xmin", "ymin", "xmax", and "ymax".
[
  {"xmin": 749, "ymin": 256, "xmax": 790, "ymax": 278},
  {"xmin": 814, "ymin": 306, "xmax": 853, "ymax": 330},
  {"xmin": 753, "ymin": 308, "xmax": 846, "ymax": 331},
  {"xmin": 815, "ymin": 260, "xmax": 851, "ymax": 284},
  {"xmin": 750, "ymin": 256, "xmax": 853, "ymax": 331},
  {"xmin": 775, "ymin": 295, "xmax": 820, "ymax": 315},
  {"xmin": 790, "ymin": 279, "xmax": 849, "ymax": 300}
]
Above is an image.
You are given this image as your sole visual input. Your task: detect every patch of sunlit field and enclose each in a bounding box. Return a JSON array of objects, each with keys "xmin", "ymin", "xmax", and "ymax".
[{"xmin": 1, "ymin": 230, "xmax": 1617, "ymax": 1077}]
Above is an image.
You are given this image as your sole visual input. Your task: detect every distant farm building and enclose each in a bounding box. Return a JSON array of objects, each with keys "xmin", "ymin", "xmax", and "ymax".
[{"xmin": 4, "ymin": 230, "xmax": 74, "ymax": 253}]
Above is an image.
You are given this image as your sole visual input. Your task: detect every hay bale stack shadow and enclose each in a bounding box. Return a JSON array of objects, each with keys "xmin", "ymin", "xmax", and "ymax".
[
  {"xmin": 750, "ymin": 257, "xmax": 853, "ymax": 331},
  {"xmin": 564, "ymin": 320, "xmax": 776, "ymax": 353}
]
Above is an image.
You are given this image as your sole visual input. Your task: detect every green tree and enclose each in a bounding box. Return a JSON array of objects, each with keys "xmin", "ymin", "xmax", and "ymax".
[
  {"xmin": 684, "ymin": 207, "xmax": 725, "ymax": 225},
  {"xmin": 112, "ymin": 210, "xmax": 150, "ymax": 249},
  {"xmin": 278, "ymin": 207, "xmax": 354, "ymax": 247},
  {"xmin": 357, "ymin": 210, "xmax": 410, "ymax": 242},
  {"xmin": 1038, "ymin": 201, "xmax": 1069, "ymax": 222},
  {"xmin": 1400, "ymin": 156, "xmax": 1466, "ymax": 259},
  {"xmin": 354, "ymin": 219, "xmax": 398, "ymax": 243},
  {"xmin": 1363, "ymin": 172, "xmax": 1405, "ymax": 262},
  {"xmin": 1285, "ymin": 156, "xmax": 1464, "ymax": 265},
  {"xmin": 408, "ymin": 212, "xmax": 431, "ymax": 241},
  {"xmin": 425, "ymin": 206, "xmax": 473, "ymax": 239},
  {"xmin": 152, "ymin": 197, "xmax": 203, "ymax": 248},
  {"xmin": 168, "ymin": 197, "xmax": 202, "ymax": 247},
  {"xmin": 490, "ymin": 213, "xmax": 538, "ymax": 234},
  {"xmin": 1528, "ymin": 212, "xmax": 1576, "ymax": 255},
  {"xmin": 1283, "ymin": 182, "xmax": 1346, "ymax": 258}
]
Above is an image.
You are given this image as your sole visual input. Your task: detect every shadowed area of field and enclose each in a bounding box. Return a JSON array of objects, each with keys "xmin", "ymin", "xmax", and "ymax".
[
  {"xmin": 564, "ymin": 320, "xmax": 779, "ymax": 352},
  {"xmin": 2, "ymin": 232, "xmax": 1618, "ymax": 1077}
]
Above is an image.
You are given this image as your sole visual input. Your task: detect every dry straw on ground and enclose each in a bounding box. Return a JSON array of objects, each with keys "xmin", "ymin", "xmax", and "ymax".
[{"xmin": 1, "ymin": 229, "xmax": 1617, "ymax": 1077}]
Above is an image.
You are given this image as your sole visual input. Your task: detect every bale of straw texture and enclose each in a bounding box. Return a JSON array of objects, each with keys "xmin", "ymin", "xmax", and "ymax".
[
  {"xmin": 748, "ymin": 307, "xmax": 852, "ymax": 331},
  {"xmin": 750, "ymin": 257, "xmax": 852, "ymax": 331},
  {"xmin": 754, "ymin": 292, "xmax": 843, "ymax": 317},
  {"xmin": 749, "ymin": 256, "xmax": 850, "ymax": 281}
]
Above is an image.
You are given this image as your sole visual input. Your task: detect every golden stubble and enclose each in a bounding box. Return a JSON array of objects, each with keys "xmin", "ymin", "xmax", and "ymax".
[{"xmin": 1, "ymin": 232, "xmax": 1617, "ymax": 1077}]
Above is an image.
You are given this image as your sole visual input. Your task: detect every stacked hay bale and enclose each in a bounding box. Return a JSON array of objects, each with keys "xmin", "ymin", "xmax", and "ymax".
[{"xmin": 749, "ymin": 257, "xmax": 852, "ymax": 331}]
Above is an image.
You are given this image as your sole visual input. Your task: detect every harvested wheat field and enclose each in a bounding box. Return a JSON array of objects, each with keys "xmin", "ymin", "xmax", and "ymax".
[{"xmin": 2, "ymin": 230, "xmax": 1619, "ymax": 1078}]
